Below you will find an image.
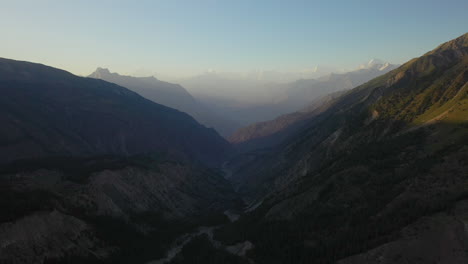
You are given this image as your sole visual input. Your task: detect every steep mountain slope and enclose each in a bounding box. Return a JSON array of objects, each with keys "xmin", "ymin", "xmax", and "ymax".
[
  {"xmin": 89, "ymin": 68, "xmax": 239, "ymax": 137},
  {"xmin": 216, "ymin": 33, "xmax": 468, "ymax": 264},
  {"xmin": 228, "ymin": 92, "xmax": 345, "ymax": 152},
  {"xmin": 0, "ymin": 58, "xmax": 231, "ymax": 166}
]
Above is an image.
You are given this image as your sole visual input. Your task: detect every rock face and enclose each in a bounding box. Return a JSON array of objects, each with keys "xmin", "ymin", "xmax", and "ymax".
[
  {"xmin": 89, "ymin": 68, "xmax": 239, "ymax": 137},
  {"xmin": 0, "ymin": 155, "xmax": 242, "ymax": 263},
  {"xmin": 216, "ymin": 33, "xmax": 468, "ymax": 263},
  {"xmin": 0, "ymin": 58, "xmax": 231, "ymax": 167}
]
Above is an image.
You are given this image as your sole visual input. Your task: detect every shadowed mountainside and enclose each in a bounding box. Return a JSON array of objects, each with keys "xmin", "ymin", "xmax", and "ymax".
[
  {"xmin": 0, "ymin": 58, "xmax": 244, "ymax": 263},
  {"xmin": 0, "ymin": 58, "xmax": 231, "ymax": 167}
]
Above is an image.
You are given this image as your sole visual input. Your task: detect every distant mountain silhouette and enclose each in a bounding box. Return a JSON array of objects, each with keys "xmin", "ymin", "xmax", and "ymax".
[{"xmin": 89, "ymin": 68, "xmax": 239, "ymax": 137}]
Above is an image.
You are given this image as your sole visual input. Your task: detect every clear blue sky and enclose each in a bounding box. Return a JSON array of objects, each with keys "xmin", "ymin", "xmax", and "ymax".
[{"xmin": 2, "ymin": 0, "xmax": 467, "ymax": 78}]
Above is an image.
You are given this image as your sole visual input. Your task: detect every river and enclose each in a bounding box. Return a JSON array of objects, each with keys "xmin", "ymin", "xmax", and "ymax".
[{"xmin": 147, "ymin": 210, "xmax": 253, "ymax": 264}]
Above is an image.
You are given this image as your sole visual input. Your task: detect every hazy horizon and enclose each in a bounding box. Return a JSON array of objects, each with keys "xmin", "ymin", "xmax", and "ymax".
[{"xmin": 2, "ymin": 0, "xmax": 467, "ymax": 80}]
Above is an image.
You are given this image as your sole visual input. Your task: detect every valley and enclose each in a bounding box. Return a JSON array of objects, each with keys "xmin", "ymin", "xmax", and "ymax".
[
  {"xmin": 0, "ymin": 3, "xmax": 467, "ymax": 263},
  {"xmin": 149, "ymin": 210, "xmax": 243, "ymax": 264}
]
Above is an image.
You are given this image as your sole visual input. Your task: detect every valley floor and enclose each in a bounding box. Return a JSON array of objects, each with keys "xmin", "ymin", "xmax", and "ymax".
[{"xmin": 150, "ymin": 210, "xmax": 254, "ymax": 264}]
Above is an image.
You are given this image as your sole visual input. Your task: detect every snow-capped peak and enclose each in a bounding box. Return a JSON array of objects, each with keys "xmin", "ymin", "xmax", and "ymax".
[
  {"xmin": 378, "ymin": 62, "xmax": 392, "ymax": 71},
  {"xmin": 358, "ymin": 59, "xmax": 392, "ymax": 70}
]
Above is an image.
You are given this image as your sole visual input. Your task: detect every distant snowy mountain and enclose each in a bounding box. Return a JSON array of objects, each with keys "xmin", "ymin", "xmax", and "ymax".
[{"xmin": 358, "ymin": 58, "xmax": 396, "ymax": 71}]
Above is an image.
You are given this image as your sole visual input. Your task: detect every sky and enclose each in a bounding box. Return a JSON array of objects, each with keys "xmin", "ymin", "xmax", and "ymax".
[{"xmin": 1, "ymin": 0, "xmax": 467, "ymax": 79}]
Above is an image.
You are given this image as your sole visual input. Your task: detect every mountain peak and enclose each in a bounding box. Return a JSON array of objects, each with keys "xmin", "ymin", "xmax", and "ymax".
[
  {"xmin": 89, "ymin": 67, "xmax": 112, "ymax": 78},
  {"xmin": 96, "ymin": 67, "xmax": 111, "ymax": 74},
  {"xmin": 378, "ymin": 62, "xmax": 392, "ymax": 71},
  {"xmin": 367, "ymin": 58, "xmax": 384, "ymax": 66}
]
